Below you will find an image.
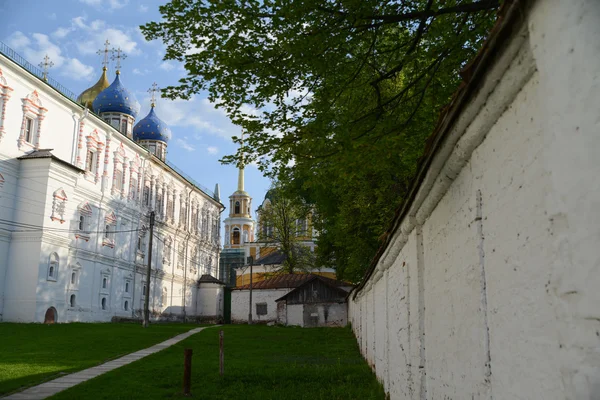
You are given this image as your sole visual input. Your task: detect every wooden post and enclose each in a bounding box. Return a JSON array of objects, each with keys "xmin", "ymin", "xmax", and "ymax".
[
  {"xmin": 183, "ymin": 348, "xmax": 192, "ymax": 396},
  {"xmin": 219, "ymin": 330, "xmax": 224, "ymax": 377}
]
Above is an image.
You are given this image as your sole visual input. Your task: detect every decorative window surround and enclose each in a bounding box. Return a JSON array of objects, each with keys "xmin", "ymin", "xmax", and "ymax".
[
  {"xmin": 47, "ymin": 253, "xmax": 59, "ymax": 281},
  {"xmin": 18, "ymin": 91, "xmax": 47, "ymax": 150},
  {"xmin": 100, "ymin": 268, "xmax": 111, "ymax": 295},
  {"xmin": 161, "ymin": 287, "xmax": 167, "ymax": 307},
  {"xmin": 84, "ymin": 129, "xmax": 104, "ymax": 183},
  {"xmin": 163, "ymin": 236, "xmax": 172, "ymax": 264},
  {"xmin": 0, "ymin": 68, "xmax": 13, "ymax": 143},
  {"xmin": 111, "ymin": 143, "xmax": 127, "ymax": 197},
  {"xmin": 177, "ymin": 242, "xmax": 185, "ymax": 270},
  {"xmin": 124, "ymin": 273, "xmax": 133, "ymax": 298},
  {"xmin": 103, "ymin": 211, "xmax": 117, "ymax": 248},
  {"xmin": 75, "ymin": 202, "xmax": 93, "ymax": 241},
  {"xmin": 129, "ymin": 155, "xmax": 141, "ymax": 202},
  {"xmin": 50, "ymin": 188, "xmax": 67, "ymax": 223},
  {"xmin": 70, "ymin": 263, "xmax": 81, "ymax": 289}
]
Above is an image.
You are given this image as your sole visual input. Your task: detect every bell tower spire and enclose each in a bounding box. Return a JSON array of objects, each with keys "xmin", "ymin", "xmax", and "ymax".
[{"xmin": 237, "ymin": 132, "xmax": 245, "ymax": 192}]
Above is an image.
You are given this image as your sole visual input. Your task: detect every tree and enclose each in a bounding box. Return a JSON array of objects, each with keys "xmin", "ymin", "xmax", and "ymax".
[
  {"xmin": 141, "ymin": 0, "xmax": 499, "ymax": 281},
  {"xmin": 257, "ymin": 181, "xmax": 315, "ymax": 274}
]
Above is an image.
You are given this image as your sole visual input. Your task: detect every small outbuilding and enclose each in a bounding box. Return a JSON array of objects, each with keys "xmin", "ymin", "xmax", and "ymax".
[
  {"xmin": 275, "ymin": 275, "xmax": 351, "ymax": 327},
  {"xmin": 195, "ymin": 274, "xmax": 226, "ymax": 323}
]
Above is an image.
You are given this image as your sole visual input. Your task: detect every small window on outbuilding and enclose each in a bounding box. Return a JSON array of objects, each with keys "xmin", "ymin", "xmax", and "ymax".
[
  {"xmin": 101, "ymin": 297, "xmax": 107, "ymax": 310},
  {"xmin": 69, "ymin": 294, "xmax": 76, "ymax": 307},
  {"xmin": 256, "ymin": 303, "xmax": 267, "ymax": 316},
  {"xmin": 124, "ymin": 300, "xmax": 129, "ymax": 311}
]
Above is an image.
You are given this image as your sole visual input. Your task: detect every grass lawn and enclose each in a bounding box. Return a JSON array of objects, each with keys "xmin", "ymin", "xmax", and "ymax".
[
  {"xmin": 0, "ymin": 322, "xmax": 203, "ymax": 396},
  {"xmin": 50, "ymin": 325, "xmax": 385, "ymax": 400}
]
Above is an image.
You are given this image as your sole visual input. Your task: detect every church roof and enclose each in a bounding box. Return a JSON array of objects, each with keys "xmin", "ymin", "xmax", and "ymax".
[
  {"xmin": 92, "ymin": 74, "xmax": 140, "ymax": 118},
  {"xmin": 133, "ymin": 106, "xmax": 171, "ymax": 143}
]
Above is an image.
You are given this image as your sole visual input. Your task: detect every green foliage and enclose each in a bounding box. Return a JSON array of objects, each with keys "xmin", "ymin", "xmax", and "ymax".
[
  {"xmin": 257, "ymin": 181, "xmax": 315, "ymax": 273},
  {"xmin": 141, "ymin": 1, "xmax": 498, "ymax": 281},
  {"xmin": 52, "ymin": 325, "xmax": 385, "ymax": 400},
  {"xmin": 0, "ymin": 323, "xmax": 202, "ymax": 396}
]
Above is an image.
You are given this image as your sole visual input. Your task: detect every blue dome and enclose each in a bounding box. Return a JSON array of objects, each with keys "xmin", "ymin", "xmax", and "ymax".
[
  {"xmin": 92, "ymin": 74, "xmax": 140, "ymax": 118},
  {"xmin": 133, "ymin": 106, "xmax": 172, "ymax": 143}
]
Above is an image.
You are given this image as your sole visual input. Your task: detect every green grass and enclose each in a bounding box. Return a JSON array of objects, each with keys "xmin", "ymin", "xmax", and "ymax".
[
  {"xmin": 0, "ymin": 322, "xmax": 203, "ymax": 396},
  {"xmin": 50, "ymin": 325, "xmax": 385, "ymax": 400}
]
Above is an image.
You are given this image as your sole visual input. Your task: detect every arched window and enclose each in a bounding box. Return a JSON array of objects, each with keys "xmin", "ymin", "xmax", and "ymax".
[
  {"xmin": 71, "ymin": 272, "xmax": 76, "ymax": 284},
  {"xmin": 234, "ymin": 201, "xmax": 240, "ymax": 214},
  {"xmin": 125, "ymin": 282, "xmax": 129, "ymax": 293},
  {"xmin": 124, "ymin": 300, "xmax": 129, "ymax": 311},
  {"xmin": 232, "ymin": 228, "xmax": 240, "ymax": 245},
  {"xmin": 102, "ymin": 277, "xmax": 107, "ymax": 289},
  {"xmin": 101, "ymin": 297, "xmax": 107, "ymax": 310},
  {"xmin": 47, "ymin": 253, "xmax": 59, "ymax": 281},
  {"xmin": 69, "ymin": 294, "xmax": 76, "ymax": 307}
]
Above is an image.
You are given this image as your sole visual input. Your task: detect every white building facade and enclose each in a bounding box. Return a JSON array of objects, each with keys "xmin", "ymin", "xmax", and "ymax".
[{"xmin": 0, "ymin": 46, "xmax": 224, "ymax": 323}]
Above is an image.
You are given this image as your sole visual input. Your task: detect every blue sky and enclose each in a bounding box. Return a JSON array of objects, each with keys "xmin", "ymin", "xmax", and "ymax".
[{"xmin": 0, "ymin": 0, "xmax": 271, "ymax": 225}]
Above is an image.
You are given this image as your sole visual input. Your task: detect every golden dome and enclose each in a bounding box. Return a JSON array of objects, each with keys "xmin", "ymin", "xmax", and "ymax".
[{"xmin": 77, "ymin": 67, "xmax": 110, "ymax": 109}]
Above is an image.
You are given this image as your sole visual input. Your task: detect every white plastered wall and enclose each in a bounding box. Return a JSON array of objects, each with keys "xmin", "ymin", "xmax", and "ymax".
[{"xmin": 348, "ymin": 0, "xmax": 600, "ymax": 398}]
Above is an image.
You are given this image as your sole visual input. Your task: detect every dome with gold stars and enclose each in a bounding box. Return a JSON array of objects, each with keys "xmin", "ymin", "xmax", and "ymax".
[{"xmin": 133, "ymin": 105, "xmax": 171, "ymax": 143}]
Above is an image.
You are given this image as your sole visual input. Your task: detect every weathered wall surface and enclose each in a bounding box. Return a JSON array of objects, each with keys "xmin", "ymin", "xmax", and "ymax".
[
  {"xmin": 231, "ymin": 288, "xmax": 289, "ymax": 323},
  {"xmin": 283, "ymin": 303, "xmax": 347, "ymax": 327},
  {"xmin": 348, "ymin": 0, "xmax": 600, "ymax": 399}
]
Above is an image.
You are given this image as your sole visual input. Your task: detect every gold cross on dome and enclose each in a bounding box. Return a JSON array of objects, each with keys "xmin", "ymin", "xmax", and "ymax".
[
  {"xmin": 38, "ymin": 54, "xmax": 54, "ymax": 81},
  {"xmin": 96, "ymin": 39, "xmax": 111, "ymax": 70},
  {"xmin": 111, "ymin": 47, "xmax": 127, "ymax": 74},
  {"xmin": 148, "ymin": 82, "xmax": 159, "ymax": 107}
]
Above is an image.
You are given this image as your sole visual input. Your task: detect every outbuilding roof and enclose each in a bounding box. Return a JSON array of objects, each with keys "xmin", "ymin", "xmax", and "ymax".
[
  {"xmin": 233, "ymin": 273, "xmax": 349, "ymax": 290},
  {"xmin": 274, "ymin": 275, "xmax": 350, "ymax": 302},
  {"xmin": 198, "ymin": 274, "xmax": 226, "ymax": 285}
]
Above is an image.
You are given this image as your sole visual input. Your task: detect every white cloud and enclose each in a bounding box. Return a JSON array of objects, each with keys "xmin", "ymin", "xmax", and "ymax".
[
  {"xmin": 6, "ymin": 32, "xmax": 65, "ymax": 68},
  {"xmin": 132, "ymin": 68, "xmax": 150, "ymax": 75},
  {"xmin": 159, "ymin": 61, "xmax": 175, "ymax": 71},
  {"xmin": 77, "ymin": 27, "xmax": 140, "ymax": 56},
  {"xmin": 48, "ymin": 13, "xmax": 57, "ymax": 20},
  {"xmin": 6, "ymin": 31, "xmax": 95, "ymax": 82},
  {"xmin": 61, "ymin": 58, "xmax": 94, "ymax": 81},
  {"xmin": 52, "ymin": 27, "xmax": 72, "ymax": 39},
  {"xmin": 79, "ymin": 0, "xmax": 128, "ymax": 10},
  {"xmin": 6, "ymin": 31, "xmax": 31, "ymax": 49},
  {"xmin": 139, "ymin": 4, "xmax": 149, "ymax": 12},
  {"xmin": 207, "ymin": 146, "xmax": 218, "ymax": 155},
  {"xmin": 176, "ymin": 138, "xmax": 195, "ymax": 152}
]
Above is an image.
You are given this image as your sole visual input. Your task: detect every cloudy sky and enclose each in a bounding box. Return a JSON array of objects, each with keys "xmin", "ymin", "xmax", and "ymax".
[{"xmin": 0, "ymin": 0, "xmax": 271, "ymax": 228}]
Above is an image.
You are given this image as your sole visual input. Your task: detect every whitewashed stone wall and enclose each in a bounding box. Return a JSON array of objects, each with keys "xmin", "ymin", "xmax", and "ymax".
[
  {"xmin": 231, "ymin": 288, "xmax": 289, "ymax": 323},
  {"xmin": 196, "ymin": 282, "xmax": 224, "ymax": 320},
  {"xmin": 349, "ymin": 0, "xmax": 600, "ymax": 399}
]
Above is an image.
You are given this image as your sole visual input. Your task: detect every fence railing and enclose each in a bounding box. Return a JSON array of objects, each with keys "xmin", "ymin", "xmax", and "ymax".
[
  {"xmin": 165, "ymin": 159, "xmax": 216, "ymax": 199},
  {"xmin": 0, "ymin": 41, "xmax": 79, "ymax": 102}
]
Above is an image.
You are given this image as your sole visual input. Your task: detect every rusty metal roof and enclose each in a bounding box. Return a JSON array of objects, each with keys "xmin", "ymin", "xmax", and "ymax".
[{"xmin": 233, "ymin": 273, "xmax": 350, "ymax": 290}]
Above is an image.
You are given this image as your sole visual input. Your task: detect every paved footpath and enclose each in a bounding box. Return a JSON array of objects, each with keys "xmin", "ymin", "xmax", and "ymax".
[{"xmin": 3, "ymin": 326, "xmax": 211, "ymax": 400}]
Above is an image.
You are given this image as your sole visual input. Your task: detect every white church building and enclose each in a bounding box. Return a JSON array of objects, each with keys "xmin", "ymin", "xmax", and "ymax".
[{"xmin": 0, "ymin": 42, "xmax": 224, "ymax": 323}]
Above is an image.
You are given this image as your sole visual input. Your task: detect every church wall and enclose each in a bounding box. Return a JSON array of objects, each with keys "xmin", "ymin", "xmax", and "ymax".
[
  {"xmin": 348, "ymin": 1, "xmax": 600, "ymax": 398},
  {"xmin": 0, "ymin": 52, "xmax": 223, "ymax": 323}
]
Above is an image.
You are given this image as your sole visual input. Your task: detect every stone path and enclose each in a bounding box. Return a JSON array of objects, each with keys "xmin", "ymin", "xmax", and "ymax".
[{"xmin": 3, "ymin": 326, "xmax": 210, "ymax": 400}]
